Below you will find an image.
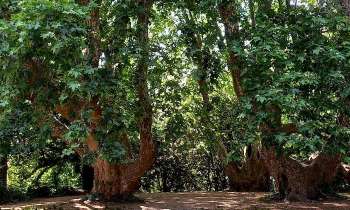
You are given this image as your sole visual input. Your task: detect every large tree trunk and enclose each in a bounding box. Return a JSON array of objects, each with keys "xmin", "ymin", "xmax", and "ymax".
[
  {"xmin": 89, "ymin": 103, "xmax": 154, "ymax": 200},
  {"xmin": 0, "ymin": 156, "xmax": 7, "ymax": 192},
  {"xmin": 92, "ymin": 158, "xmax": 153, "ymax": 200},
  {"xmin": 53, "ymin": 0, "xmax": 155, "ymax": 200},
  {"xmin": 89, "ymin": 114, "xmax": 154, "ymax": 199},
  {"xmin": 259, "ymin": 1, "xmax": 350, "ymax": 200},
  {"xmin": 88, "ymin": 0, "xmax": 154, "ymax": 200},
  {"xmin": 224, "ymin": 146, "xmax": 269, "ymax": 192},
  {"xmin": 218, "ymin": 0, "xmax": 348, "ymax": 198},
  {"xmin": 262, "ymin": 148, "xmax": 342, "ymax": 201},
  {"xmin": 218, "ymin": 2, "xmax": 270, "ymax": 192},
  {"xmin": 258, "ymin": 104, "xmax": 344, "ymax": 200},
  {"xmin": 183, "ymin": 10, "xmax": 269, "ymax": 190},
  {"xmin": 215, "ymin": 137, "xmax": 269, "ymax": 191}
]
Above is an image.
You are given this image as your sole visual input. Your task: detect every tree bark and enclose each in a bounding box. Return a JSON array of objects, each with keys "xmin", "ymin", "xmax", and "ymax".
[
  {"xmin": 89, "ymin": 116, "xmax": 154, "ymax": 200},
  {"xmin": 341, "ymin": 0, "xmax": 350, "ymax": 16},
  {"xmin": 262, "ymin": 148, "xmax": 342, "ymax": 201},
  {"xmin": 225, "ymin": 145, "xmax": 270, "ymax": 192},
  {"xmin": 258, "ymin": 102, "xmax": 346, "ymax": 200},
  {"xmin": 219, "ymin": 0, "xmax": 349, "ymax": 197},
  {"xmin": 219, "ymin": 2, "xmax": 244, "ymax": 98}
]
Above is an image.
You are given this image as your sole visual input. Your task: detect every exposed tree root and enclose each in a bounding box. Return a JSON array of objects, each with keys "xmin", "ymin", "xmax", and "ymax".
[{"xmin": 262, "ymin": 148, "xmax": 342, "ymax": 201}]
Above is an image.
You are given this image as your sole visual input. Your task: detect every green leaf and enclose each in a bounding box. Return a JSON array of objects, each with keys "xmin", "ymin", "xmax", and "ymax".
[
  {"xmin": 68, "ymin": 82, "xmax": 81, "ymax": 92},
  {"xmin": 313, "ymin": 47, "xmax": 321, "ymax": 55}
]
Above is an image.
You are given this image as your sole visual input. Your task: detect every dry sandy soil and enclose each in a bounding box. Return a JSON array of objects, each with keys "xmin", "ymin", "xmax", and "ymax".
[{"xmin": 1, "ymin": 192, "xmax": 350, "ymax": 210}]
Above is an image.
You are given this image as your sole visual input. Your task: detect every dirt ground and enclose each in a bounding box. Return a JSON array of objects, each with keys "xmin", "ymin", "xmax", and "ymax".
[{"xmin": 1, "ymin": 192, "xmax": 350, "ymax": 210}]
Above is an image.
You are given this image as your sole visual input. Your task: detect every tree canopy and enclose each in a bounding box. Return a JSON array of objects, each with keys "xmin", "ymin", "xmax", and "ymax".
[{"xmin": 0, "ymin": 0, "xmax": 350, "ymax": 202}]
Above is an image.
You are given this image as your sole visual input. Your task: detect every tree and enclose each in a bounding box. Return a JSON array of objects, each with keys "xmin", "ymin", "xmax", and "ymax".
[
  {"xmin": 1, "ymin": 0, "xmax": 349, "ymax": 201},
  {"xmin": 88, "ymin": 0, "xmax": 155, "ymax": 199},
  {"xmin": 230, "ymin": 1, "xmax": 350, "ymax": 200},
  {"xmin": 218, "ymin": 0, "xmax": 270, "ymax": 191},
  {"xmin": 0, "ymin": 0, "xmax": 17, "ymax": 196},
  {"xmin": 0, "ymin": 0, "xmax": 155, "ymax": 200}
]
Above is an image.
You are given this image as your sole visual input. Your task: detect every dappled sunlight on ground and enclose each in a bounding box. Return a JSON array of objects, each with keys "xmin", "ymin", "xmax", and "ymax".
[{"xmin": 1, "ymin": 192, "xmax": 350, "ymax": 210}]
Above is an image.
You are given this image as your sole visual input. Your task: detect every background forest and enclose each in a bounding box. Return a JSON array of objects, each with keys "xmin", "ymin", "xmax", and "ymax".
[{"xmin": 0, "ymin": 0, "xmax": 350, "ymax": 204}]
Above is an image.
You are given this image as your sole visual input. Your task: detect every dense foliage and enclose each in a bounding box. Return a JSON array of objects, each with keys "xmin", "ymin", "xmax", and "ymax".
[{"xmin": 0, "ymin": 0, "xmax": 349, "ymax": 202}]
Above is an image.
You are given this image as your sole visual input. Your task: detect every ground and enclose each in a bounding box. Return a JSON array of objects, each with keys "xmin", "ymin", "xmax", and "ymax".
[{"xmin": 1, "ymin": 192, "xmax": 350, "ymax": 210}]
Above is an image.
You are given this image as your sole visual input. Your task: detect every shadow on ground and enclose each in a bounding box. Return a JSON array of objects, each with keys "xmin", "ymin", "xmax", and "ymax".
[{"xmin": 1, "ymin": 192, "xmax": 350, "ymax": 210}]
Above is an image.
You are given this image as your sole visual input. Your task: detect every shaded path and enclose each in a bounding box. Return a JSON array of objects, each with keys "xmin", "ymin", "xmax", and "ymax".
[{"xmin": 1, "ymin": 192, "xmax": 350, "ymax": 209}]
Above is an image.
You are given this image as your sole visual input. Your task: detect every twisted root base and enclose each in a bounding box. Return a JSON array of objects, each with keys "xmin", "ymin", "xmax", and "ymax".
[
  {"xmin": 262, "ymin": 148, "xmax": 342, "ymax": 201},
  {"xmin": 91, "ymin": 159, "xmax": 148, "ymax": 201},
  {"xmin": 226, "ymin": 159, "xmax": 270, "ymax": 192}
]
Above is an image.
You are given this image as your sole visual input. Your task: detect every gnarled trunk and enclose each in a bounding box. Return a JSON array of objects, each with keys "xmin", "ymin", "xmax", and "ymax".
[
  {"xmin": 259, "ymin": 105, "xmax": 343, "ymax": 200},
  {"xmin": 90, "ymin": 124, "xmax": 154, "ymax": 200},
  {"xmin": 89, "ymin": 0, "xmax": 154, "ymax": 200},
  {"xmin": 225, "ymin": 146, "xmax": 269, "ymax": 191},
  {"xmin": 20, "ymin": 0, "xmax": 153, "ymax": 201},
  {"xmin": 188, "ymin": 27, "xmax": 269, "ymax": 192},
  {"xmin": 90, "ymin": 105, "xmax": 154, "ymax": 200},
  {"xmin": 262, "ymin": 148, "xmax": 342, "ymax": 201},
  {"xmin": 90, "ymin": 119, "xmax": 154, "ymax": 199},
  {"xmin": 92, "ymin": 160, "xmax": 140, "ymax": 199},
  {"xmin": 52, "ymin": 0, "xmax": 155, "ymax": 200},
  {"xmin": 215, "ymin": 131, "xmax": 269, "ymax": 191}
]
